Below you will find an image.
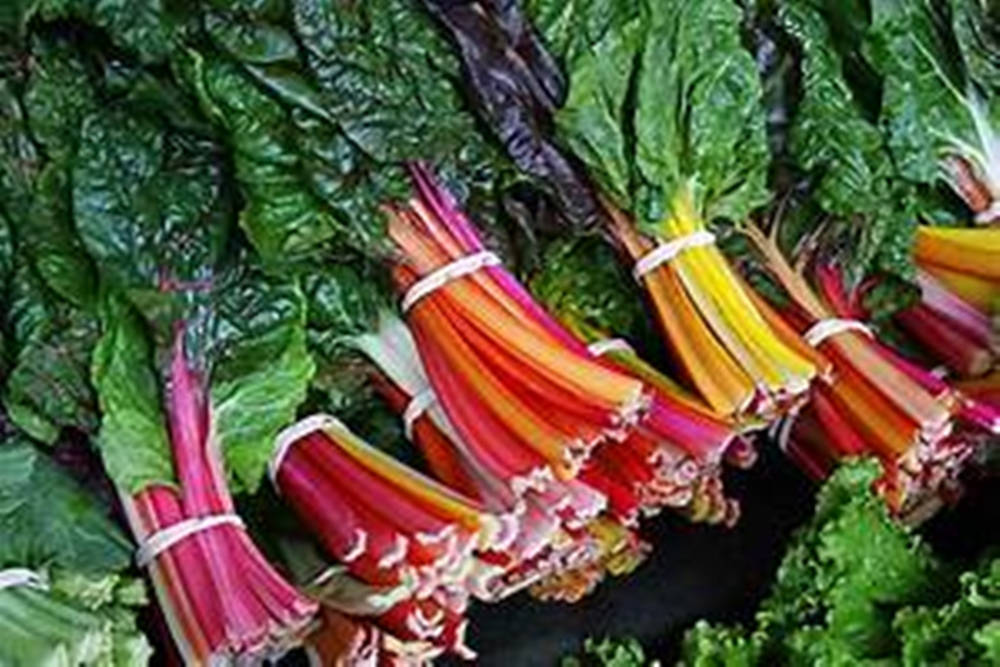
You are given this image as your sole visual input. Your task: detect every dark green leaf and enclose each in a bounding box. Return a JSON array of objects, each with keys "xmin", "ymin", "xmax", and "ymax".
[
  {"xmin": 205, "ymin": 10, "xmax": 300, "ymax": 65},
  {"xmin": 37, "ymin": 0, "xmax": 174, "ymax": 64},
  {"xmin": 4, "ymin": 260, "xmax": 99, "ymax": 443},
  {"xmin": 0, "ymin": 435, "xmax": 131, "ymax": 573}
]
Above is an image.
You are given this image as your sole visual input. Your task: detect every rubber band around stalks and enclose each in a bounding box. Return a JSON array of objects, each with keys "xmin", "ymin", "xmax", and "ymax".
[
  {"xmin": 803, "ymin": 318, "xmax": 873, "ymax": 347},
  {"xmin": 632, "ymin": 230, "xmax": 716, "ymax": 281},
  {"xmin": 401, "ymin": 251, "xmax": 501, "ymax": 313},
  {"xmin": 269, "ymin": 414, "xmax": 347, "ymax": 487},
  {"xmin": 135, "ymin": 514, "xmax": 246, "ymax": 567},
  {"xmin": 0, "ymin": 568, "xmax": 47, "ymax": 592},
  {"xmin": 403, "ymin": 389, "xmax": 437, "ymax": 440},
  {"xmin": 586, "ymin": 338, "xmax": 635, "ymax": 357}
]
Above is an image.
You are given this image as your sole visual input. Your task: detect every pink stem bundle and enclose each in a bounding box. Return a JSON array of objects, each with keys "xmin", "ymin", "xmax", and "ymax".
[{"xmin": 121, "ymin": 331, "xmax": 316, "ymax": 664}]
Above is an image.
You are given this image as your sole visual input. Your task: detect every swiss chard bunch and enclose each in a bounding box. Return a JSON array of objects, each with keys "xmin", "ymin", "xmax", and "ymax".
[
  {"xmin": 437, "ymin": 0, "xmax": 817, "ymax": 419},
  {"xmin": 74, "ymin": 98, "xmax": 318, "ymax": 660}
]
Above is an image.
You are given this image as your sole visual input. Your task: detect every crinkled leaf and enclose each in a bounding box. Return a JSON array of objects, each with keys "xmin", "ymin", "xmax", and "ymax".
[
  {"xmin": 4, "ymin": 260, "xmax": 100, "ymax": 443},
  {"xmin": 0, "ymin": 435, "xmax": 131, "ymax": 573},
  {"xmin": 552, "ymin": 5, "xmax": 639, "ymax": 208},
  {"xmin": 73, "ymin": 107, "xmax": 231, "ymax": 336},
  {"xmin": 181, "ymin": 0, "xmax": 514, "ymax": 258},
  {"xmin": 777, "ymin": 1, "xmax": 916, "ymax": 279},
  {"xmin": 37, "ymin": 0, "xmax": 174, "ymax": 64},
  {"xmin": 529, "ymin": 236, "xmax": 645, "ymax": 339},
  {"xmin": 205, "ymin": 9, "xmax": 299, "ymax": 65},
  {"xmin": 25, "ymin": 164, "xmax": 99, "ymax": 307},
  {"xmin": 951, "ymin": 0, "xmax": 1000, "ymax": 96},
  {"xmin": 290, "ymin": 0, "xmax": 470, "ymax": 164},
  {"xmin": 866, "ymin": 0, "xmax": 981, "ymax": 187},
  {"xmin": 288, "ymin": 0, "xmax": 511, "ymax": 247},
  {"xmin": 178, "ymin": 50, "xmax": 345, "ymax": 261},
  {"xmin": 23, "ymin": 35, "xmax": 98, "ymax": 162},
  {"xmin": 210, "ymin": 268, "xmax": 315, "ymax": 491},
  {"xmin": 550, "ymin": 0, "xmax": 770, "ymax": 228},
  {"xmin": 91, "ymin": 296, "xmax": 175, "ymax": 493},
  {"xmin": 304, "ymin": 263, "xmax": 387, "ymax": 357},
  {"xmin": 0, "ymin": 79, "xmax": 39, "ymax": 227},
  {"xmin": 635, "ymin": 0, "xmax": 770, "ymax": 226},
  {"xmin": 4, "ymin": 36, "xmax": 101, "ymax": 306},
  {"xmin": 779, "ymin": 2, "xmax": 889, "ymax": 221}
]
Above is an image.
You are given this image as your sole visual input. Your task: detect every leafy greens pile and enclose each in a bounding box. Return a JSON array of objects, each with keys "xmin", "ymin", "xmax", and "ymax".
[
  {"xmin": 0, "ymin": 0, "xmax": 998, "ymax": 663},
  {"xmin": 682, "ymin": 459, "xmax": 1000, "ymax": 666}
]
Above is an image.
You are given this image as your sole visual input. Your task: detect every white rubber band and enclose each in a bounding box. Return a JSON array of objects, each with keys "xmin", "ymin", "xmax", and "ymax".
[
  {"xmin": 0, "ymin": 568, "xmax": 47, "ymax": 592},
  {"xmin": 401, "ymin": 251, "xmax": 501, "ymax": 313},
  {"xmin": 930, "ymin": 365, "xmax": 950, "ymax": 380},
  {"xmin": 586, "ymin": 338, "xmax": 634, "ymax": 357},
  {"xmin": 269, "ymin": 414, "xmax": 347, "ymax": 487},
  {"xmin": 975, "ymin": 200, "xmax": 1000, "ymax": 224},
  {"xmin": 403, "ymin": 389, "xmax": 437, "ymax": 441},
  {"xmin": 632, "ymin": 230, "xmax": 716, "ymax": 281},
  {"xmin": 775, "ymin": 405, "xmax": 804, "ymax": 454},
  {"xmin": 135, "ymin": 514, "xmax": 245, "ymax": 567},
  {"xmin": 802, "ymin": 318, "xmax": 873, "ymax": 347}
]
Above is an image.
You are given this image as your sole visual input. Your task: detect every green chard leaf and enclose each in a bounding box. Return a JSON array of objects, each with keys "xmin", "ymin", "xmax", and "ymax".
[
  {"xmin": 21, "ymin": 36, "xmax": 101, "ymax": 306},
  {"xmin": 76, "ymin": 106, "xmax": 314, "ymax": 493},
  {"xmin": 4, "ymin": 259, "xmax": 100, "ymax": 443},
  {"xmin": 0, "ymin": 435, "xmax": 130, "ymax": 573},
  {"xmin": 0, "ymin": 38, "xmax": 102, "ymax": 442},
  {"xmin": 90, "ymin": 296, "xmax": 174, "ymax": 493},
  {"xmin": 950, "ymin": 0, "xmax": 1000, "ymax": 96},
  {"xmin": 866, "ymin": 0, "xmax": 998, "ymax": 193},
  {"xmin": 178, "ymin": 50, "xmax": 349, "ymax": 263},
  {"xmin": 36, "ymin": 0, "xmax": 175, "ymax": 64},
  {"xmin": 776, "ymin": 1, "xmax": 916, "ymax": 279},
  {"xmin": 529, "ymin": 235, "xmax": 647, "ymax": 341},
  {"xmin": 0, "ymin": 433, "xmax": 151, "ymax": 666},
  {"xmin": 181, "ymin": 0, "xmax": 514, "ymax": 260},
  {"xmin": 549, "ymin": 0, "xmax": 770, "ymax": 229}
]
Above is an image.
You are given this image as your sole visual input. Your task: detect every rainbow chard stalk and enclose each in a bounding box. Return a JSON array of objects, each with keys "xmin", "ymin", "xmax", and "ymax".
[
  {"xmin": 903, "ymin": 226, "xmax": 1000, "ymax": 377},
  {"xmin": 269, "ymin": 415, "xmax": 500, "ymax": 659},
  {"xmin": 388, "ymin": 165, "xmax": 647, "ymax": 490},
  {"xmin": 355, "ymin": 309, "xmax": 652, "ymax": 604},
  {"xmin": 389, "ymin": 166, "xmax": 746, "ymax": 525},
  {"xmin": 894, "ymin": 269, "xmax": 995, "ymax": 378},
  {"xmin": 427, "ymin": 0, "xmax": 817, "ymax": 418},
  {"xmin": 747, "ymin": 226, "xmax": 981, "ymax": 514},
  {"xmin": 75, "ymin": 109, "xmax": 317, "ymax": 662},
  {"xmin": 912, "ymin": 225, "xmax": 1000, "ymax": 314}
]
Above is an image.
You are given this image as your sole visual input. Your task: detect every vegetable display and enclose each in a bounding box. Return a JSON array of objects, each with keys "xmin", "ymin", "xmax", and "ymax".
[{"xmin": 0, "ymin": 0, "xmax": 998, "ymax": 664}]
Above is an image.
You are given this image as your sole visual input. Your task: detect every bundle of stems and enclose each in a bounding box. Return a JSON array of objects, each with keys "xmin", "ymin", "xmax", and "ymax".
[
  {"xmin": 603, "ymin": 190, "xmax": 816, "ymax": 419},
  {"xmin": 747, "ymin": 226, "xmax": 982, "ymax": 513},
  {"xmin": 270, "ymin": 414, "xmax": 500, "ymax": 658},
  {"xmin": 121, "ymin": 334, "xmax": 317, "ymax": 664},
  {"xmin": 358, "ymin": 316, "xmax": 651, "ymax": 604}
]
